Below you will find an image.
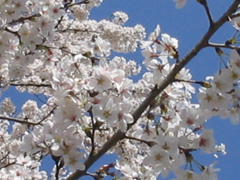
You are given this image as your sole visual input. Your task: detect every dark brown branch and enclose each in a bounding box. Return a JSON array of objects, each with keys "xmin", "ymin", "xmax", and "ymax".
[
  {"xmin": 0, "ymin": 116, "xmax": 38, "ymax": 126},
  {"xmin": 56, "ymin": 29, "xmax": 100, "ymax": 34},
  {"xmin": 67, "ymin": 1, "xmax": 240, "ymax": 179},
  {"xmin": 0, "ymin": 105, "xmax": 57, "ymax": 126},
  {"xmin": 4, "ymin": 27, "xmax": 21, "ymax": 40},
  {"xmin": 10, "ymin": 83, "xmax": 51, "ymax": 88},
  {"xmin": 88, "ymin": 108, "xmax": 96, "ymax": 157},
  {"xmin": 174, "ymin": 78, "xmax": 212, "ymax": 87},
  {"xmin": 198, "ymin": 0, "xmax": 214, "ymax": 26},
  {"xmin": 8, "ymin": 14, "xmax": 41, "ymax": 25},
  {"xmin": 36, "ymin": 105, "xmax": 58, "ymax": 124},
  {"xmin": 65, "ymin": 0, "xmax": 90, "ymax": 8},
  {"xmin": 124, "ymin": 135, "xmax": 155, "ymax": 147}
]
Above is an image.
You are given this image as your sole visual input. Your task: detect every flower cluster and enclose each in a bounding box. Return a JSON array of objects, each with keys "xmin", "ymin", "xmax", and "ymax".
[
  {"xmin": 0, "ymin": 0, "xmax": 146, "ymax": 179},
  {"xmin": 0, "ymin": 0, "xmax": 238, "ymax": 180},
  {"xmin": 112, "ymin": 25, "xmax": 222, "ymax": 180},
  {"xmin": 198, "ymin": 50, "xmax": 240, "ymax": 124}
]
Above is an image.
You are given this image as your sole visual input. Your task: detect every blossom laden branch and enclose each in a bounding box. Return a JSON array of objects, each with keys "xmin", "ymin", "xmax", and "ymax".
[
  {"xmin": 67, "ymin": 1, "xmax": 240, "ymax": 179},
  {"xmin": 131, "ymin": 0, "xmax": 240, "ymax": 125},
  {"xmin": 0, "ymin": 0, "xmax": 239, "ymax": 179}
]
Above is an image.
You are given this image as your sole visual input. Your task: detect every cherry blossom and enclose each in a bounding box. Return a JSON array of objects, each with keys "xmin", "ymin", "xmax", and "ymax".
[
  {"xmin": 173, "ymin": 0, "xmax": 187, "ymax": 9},
  {"xmin": 229, "ymin": 11, "xmax": 240, "ymax": 31},
  {"xmin": 0, "ymin": 0, "xmax": 239, "ymax": 180},
  {"xmin": 112, "ymin": 11, "xmax": 129, "ymax": 25}
]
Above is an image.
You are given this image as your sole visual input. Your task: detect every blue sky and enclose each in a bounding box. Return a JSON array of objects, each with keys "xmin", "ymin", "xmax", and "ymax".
[{"xmin": 2, "ymin": 0, "xmax": 240, "ymax": 179}]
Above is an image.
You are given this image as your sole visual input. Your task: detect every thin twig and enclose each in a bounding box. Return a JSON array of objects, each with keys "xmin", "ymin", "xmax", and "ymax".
[
  {"xmin": 36, "ymin": 105, "xmax": 58, "ymax": 124},
  {"xmin": 0, "ymin": 105, "xmax": 57, "ymax": 126},
  {"xmin": 10, "ymin": 83, "xmax": 51, "ymax": 88},
  {"xmin": 66, "ymin": 0, "xmax": 90, "ymax": 8},
  {"xmin": 199, "ymin": 0, "xmax": 215, "ymax": 26},
  {"xmin": 174, "ymin": 78, "xmax": 211, "ymax": 87},
  {"xmin": 8, "ymin": 14, "xmax": 41, "ymax": 25},
  {"xmin": 124, "ymin": 135, "xmax": 155, "ymax": 147},
  {"xmin": 88, "ymin": 108, "xmax": 96, "ymax": 157},
  {"xmin": 0, "ymin": 116, "xmax": 37, "ymax": 126},
  {"xmin": 207, "ymin": 42, "xmax": 240, "ymax": 50}
]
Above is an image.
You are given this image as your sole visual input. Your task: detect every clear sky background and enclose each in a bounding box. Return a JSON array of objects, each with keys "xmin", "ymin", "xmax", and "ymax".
[{"xmin": 2, "ymin": 0, "xmax": 240, "ymax": 179}]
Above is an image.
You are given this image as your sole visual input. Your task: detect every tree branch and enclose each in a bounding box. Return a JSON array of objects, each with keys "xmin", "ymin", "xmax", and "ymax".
[
  {"xmin": 198, "ymin": 0, "xmax": 215, "ymax": 26},
  {"xmin": 0, "ymin": 116, "xmax": 37, "ymax": 126},
  {"xmin": 9, "ymin": 83, "xmax": 51, "ymax": 88},
  {"xmin": 0, "ymin": 105, "xmax": 57, "ymax": 126},
  {"xmin": 207, "ymin": 42, "xmax": 240, "ymax": 50},
  {"xmin": 66, "ymin": 0, "xmax": 240, "ymax": 179}
]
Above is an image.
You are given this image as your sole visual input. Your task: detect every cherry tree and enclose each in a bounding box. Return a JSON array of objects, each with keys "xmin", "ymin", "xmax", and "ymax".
[{"xmin": 0, "ymin": 0, "xmax": 239, "ymax": 179}]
